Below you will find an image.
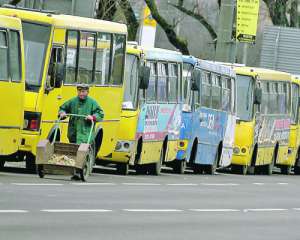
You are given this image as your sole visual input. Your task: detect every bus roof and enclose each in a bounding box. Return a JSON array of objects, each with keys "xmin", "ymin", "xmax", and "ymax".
[
  {"xmin": 235, "ymin": 67, "xmax": 291, "ymax": 81},
  {"xmin": 0, "ymin": 7, "xmax": 127, "ymax": 34},
  {"xmin": 0, "ymin": 15, "xmax": 22, "ymax": 30},
  {"xmin": 183, "ymin": 55, "xmax": 235, "ymax": 78},
  {"xmin": 126, "ymin": 43, "xmax": 142, "ymax": 56},
  {"xmin": 143, "ymin": 47, "xmax": 182, "ymax": 63}
]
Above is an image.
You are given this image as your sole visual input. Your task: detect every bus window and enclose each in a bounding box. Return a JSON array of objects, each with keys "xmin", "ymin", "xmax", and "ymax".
[
  {"xmin": 95, "ymin": 33, "xmax": 111, "ymax": 85},
  {"xmin": 157, "ymin": 62, "xmax": 167, "ymax": 103},
  {"xmin": 201, "ymin": 71, "xmax": 211, "ymax": 108},
  {"xmin": 78, "ymin": 32, "xmax": 96, "ymax": 84},
  {"xmin": 222, "ymin": 77, "xmax": 231, "ymax": 111},
  {"xmin": 182, "ymin": 63, "xmax": 193, "ymax": 106},
  {"xmin": 48, "ymin": 46, "xmax": 63, "ymax": 87},
  {"xmin": 261, "ymin": 82, "xmax": 268, "ymax": 114},
  {"xmin": 168, "ymin": 63, "xmax": 178, "ymax": 102},
  {"xmin": 65, "ymin": 30, "xmax": 79, "ymax": 84},
  {"xmin": 22, "ymin": 22, "xmax": 51, "ymax": 89},
  {"xmin": 236, "ymin": 75, "xmax": 254, "ymax": 121},
  {"xmin": 9, "ymin": 31, "xmax": 21, "ymax": 82},
  {"xmin": 291, "ymin": 83, "xmax": 299, "ymax": 123},
  {"xmin": 146, "ymin": 61, "xmax": 157, "ymax": 102},
  {"xmin": 123, "ymin": 54, "xmax": 138, "ymax": 109},
  {"xmin": 111, "ymin": 34, "xmax": 125, "ymax": 85},
  {"xmin": 0, "ymin": 31, "xmax": 8, "ymax": 81},
  {"xmin": 211, "ymin": 74, "xmax": 221, "ymax": 109},
  {"xmin": 284, "ymin": 83, "xmax": 291, "ymax": 114}
]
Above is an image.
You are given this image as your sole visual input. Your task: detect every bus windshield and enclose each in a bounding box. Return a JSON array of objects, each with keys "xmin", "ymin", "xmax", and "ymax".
[
  {"xmin": 22, "ymin": 22, "xmax": 51, "ymax": 91},
  {"xmin": 123, "ymin": 54, "xmax": 139, "ymax": 109},
  {"xmin": 236, "ymin": 74, "xmax": 254, "ymax": 121}
]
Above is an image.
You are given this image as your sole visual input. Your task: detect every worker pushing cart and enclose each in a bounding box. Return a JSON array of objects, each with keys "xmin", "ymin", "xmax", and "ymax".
[{"xmin": 36, "ymin": 84, "xmax": 104, "ymax": 181}]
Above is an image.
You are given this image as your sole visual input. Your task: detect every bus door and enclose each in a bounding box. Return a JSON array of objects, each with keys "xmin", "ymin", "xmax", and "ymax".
[
  {"xmin": 41, "ymin": 45, "xmax": 64, "ymax": 139},
  {"xmin": 0, "ymin": 28, "xmax": 24, "ymax": 156}
]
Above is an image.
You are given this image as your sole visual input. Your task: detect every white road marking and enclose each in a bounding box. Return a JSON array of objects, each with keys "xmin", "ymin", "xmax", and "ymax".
[
  {"xmin": 11, "ymin": 183, "xmax": 63, "ymax": 186},
  {"xmin": 122, "ymin": 183, "xmax": 161, "ymax": 186},
  {"xmin": 252, "ymin": 183, "xmax": 265, "ymax": 185},
  {"xmin": 166, "ymin": 183, "xmax": 198, "ymax": 186},
  {"xmin": 243, "ymin": 208, "xmax": 288, "ymax": 212},
  {"xmin": 277, "ymin": 183, "xmax": 288, "ymax": 185},
  {"xmin": 190, "ymin": 209, "xmax": 240, "ymax": 212},
  {"xmin": 0, "ymin": 210, "xmax": 28, "ymax": 213},
  {"xmin": 41, "ymin": 209, "xmax": 112, "ymax": 213},
  {"xmin": 123, "ymin": 209, "xmax": 183, "ymax": 212},
  {"xmin": 292, "ymin": 208, "xmax": 300, "ymax": 211},
  {"xmin": 201, "ymin": 183, "xmax": 239, "ymax": 186},
  {"xmin": 71, "ymin": 182, "xmax": 116, "ymax": 186}
]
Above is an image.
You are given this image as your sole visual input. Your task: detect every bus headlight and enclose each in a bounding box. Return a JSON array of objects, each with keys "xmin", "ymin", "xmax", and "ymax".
[
  {"xmin": 115, "ymin": 141, "xmax": 133, "ymax": 152},
  {"xmin": 241, "ymin": 147, "xmax": 247, "ymax": 154},
  {"xmin": 233, "ymin": 147, "xmax": 240, "ymax": 154}
]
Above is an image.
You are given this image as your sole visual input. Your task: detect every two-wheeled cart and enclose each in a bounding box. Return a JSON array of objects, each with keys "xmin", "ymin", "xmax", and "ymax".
[{"xmin": 36, "ymin": 114, "xmax": 95, "ymax": 181}]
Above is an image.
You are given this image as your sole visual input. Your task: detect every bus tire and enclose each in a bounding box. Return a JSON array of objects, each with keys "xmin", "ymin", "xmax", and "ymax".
[
  {"xmin": 37, "ymin": 165, "xmax": 45, "ymax": 178},
  {"xmin": 280, "ymin": 165, "xmax": 292, "ymax": 175},
  {"xmin": 149, "ymin": 148, "xmax": 163, "ymax": 175},
  {"xmin": 192, "ymin": 164, "xmax": 204, "ymax": 174},
  {"xmin": 205, "ymin": 149, "xmax": 219, "ymax": 175},
  {"xmin": 116, "ymin": 163, "xmax": 129, "ymax": 175},
  {"xmin": 0, "ymin": 160, "xmax": 5, "ymax": 169},
  {"xmin": 294, "ymin": 166, "xmax": 300, "ymax": 175},
  {"xmin": 135, "ymin": 164, "xmax": 148, "ymax": 175},
  {"xmin": 25, "ymin": 154, "xmax": 36, "ymax": 173},
  {"xmin": 231, "ymin": 164, "xmax": 248, "ymax": 175},
  {"xmin": 173, "ymin": 160, "xmax": 186, "ymax": 174}
]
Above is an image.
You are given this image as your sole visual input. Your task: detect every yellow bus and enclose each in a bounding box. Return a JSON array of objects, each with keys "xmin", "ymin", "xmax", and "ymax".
[
  {"xmin": 287, "ymin": 76, "xmax": 300, "ymax": 174},
  {"xmin": 0, "ymin": 6, "xmax": 127, "ymax": 171},
  {"xmin": 105, "ymin": 44, "xmax": 183, "ymax": 175},
  {"xmin": 231, "ymin": 67, "xmax": 292, "ymax": 175},
  {"xmin": 0, "ymin": 15, "xmax": 25, "ymax": 168}
]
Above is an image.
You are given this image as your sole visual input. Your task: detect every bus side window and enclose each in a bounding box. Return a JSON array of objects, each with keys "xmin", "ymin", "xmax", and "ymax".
[
  {"xmin": 9, "ymin": 31, "xmax": 21, "ymax": 82},
  {"xmin": 48, "ymin": 46, "xmax": 63, "ymax": 87},
  {"xmin": 157, "ymin": 62, "xmax": 167, "ymax": 103},
  {"xmin": 0, "ymin": 31, "xmax": 8, "ymax": 81},
  {"xmin": 146, "ymin": 61, "xmax": 157, "ymax": 102},
  {"xmin": 65, "ymin": 30, "xmax": 79, "ymax": 84},
  {"xmin": 261, "ymin": 82, "xmax": 268, "ymax": 114},
  {"xmin": 221, "ymin": 77, "xmax": 231, "ymax": 111},
  {"xmin": 111, "ymin": 34, "xmax": 126, "ymax": 85},
  {"xmin": 231, "ymin": 78, "xmax": 235, "ymax": 113},
  {"xmin": 95, "ymin": 33, "xmax": 111, "ymax": 85},
  {"xmin": 201, "ymin": 71, "xmax": 211, "ymax": 108},
  {"xmin": 168, "ymin": 63, "xmax": 178, "ymax": 103},
  {"xmin": 211, "ymin": 74, "xmax": 221, "ymax": 110},
  {"xmin": 78, "ymin": 32, "xmax": 96, "ymax": 84}
]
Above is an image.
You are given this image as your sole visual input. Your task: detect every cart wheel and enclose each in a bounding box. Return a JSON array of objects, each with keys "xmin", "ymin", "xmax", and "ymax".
[
  {"xmin": 37, "ymin": 165, "xmax": 44, "ymax": 178},
  {"xmin": 80, "ymin": 159, "xmax": 91, "ymax": 182}
]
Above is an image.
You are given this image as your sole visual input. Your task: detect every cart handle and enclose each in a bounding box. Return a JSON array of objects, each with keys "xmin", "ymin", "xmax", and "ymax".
[{"xmin": 52, "ymin": 114, "xmax": 95, "ymax": 145}]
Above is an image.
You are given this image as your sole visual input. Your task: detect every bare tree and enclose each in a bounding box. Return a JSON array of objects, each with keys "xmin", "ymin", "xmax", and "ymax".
[{"xmin": 145, "ymin": 0, "xmax": 189, "ymax": 55}]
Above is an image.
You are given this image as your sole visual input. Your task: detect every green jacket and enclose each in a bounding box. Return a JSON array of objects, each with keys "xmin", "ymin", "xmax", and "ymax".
[{"xmin": 59, "ymin": 96, "xmax": 104, "ymax": 144}]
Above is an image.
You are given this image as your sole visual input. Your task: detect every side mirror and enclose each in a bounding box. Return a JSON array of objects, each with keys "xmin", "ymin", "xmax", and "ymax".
[
  {"xmin": 139, "ymin": 65, "xmax": 150, "ymax": 90},
  {"xmin": 54, "ymin": 63, "xmax": 65, "ymax": 88},
  {"xmin": 254, "ymin": 87, "xmax": 262, "ymax": 105},
  {"xmin": 191, "ymin": 70, "xmax": 201, "ymax": 91}
]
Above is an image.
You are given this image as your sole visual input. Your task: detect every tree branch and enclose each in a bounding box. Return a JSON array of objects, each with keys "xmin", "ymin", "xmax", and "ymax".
[
  {"xmin": 170, "ymin": 3, "xmax": 217, "ymax": 40},
  {"xmin": 145, "ymin": 0, "xmax": 189, "ymax": 55}
]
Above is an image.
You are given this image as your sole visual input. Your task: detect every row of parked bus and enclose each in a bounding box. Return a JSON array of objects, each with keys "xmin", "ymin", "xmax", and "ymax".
[{"xmin": 0, "ymin": 6, "xmax": 299, "ymax": 176}]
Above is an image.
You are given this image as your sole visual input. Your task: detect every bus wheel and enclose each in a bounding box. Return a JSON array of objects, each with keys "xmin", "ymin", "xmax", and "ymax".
[
  {"xmin": 37, "ymin": 165, "xmax": 45, "ymax": 178},
  {"xmin": 192, "ymin": 164, "xmax": 204, "ymax": 174},
  {"xmin": 231, "ymin": 164, "xmax": 248, "ymax": 175},
  {"xmin": 149, "ymin": 148, "xmax": 163, "ymax": 175},
  {"xmin": 0, "ymin": 160, "xmax": 5, "ymax": 169},
  {"xmin": 280, "ymin": 165, "xmax": 292, "ymax": 175},
  {"xmin": 116, "ymin": 163, "xmax": 129, "ymax": 175},
  {"xmin": 294, "ymin": 166, "xmax": 300, "ymax": 175},
  {"xmin": 25, "ymin": 154, "xmax": 36, "ymax": 173},
  {"xmin": 205, "ymin": 150, "xmax": 219, "ymax": 175},
  {"xmin": 135, "ymin": 165, "xmax": 148, "ymax": 175},
  {"xmin": 173, "ymin": 160, "xmax": 186, "ymax": 174}
]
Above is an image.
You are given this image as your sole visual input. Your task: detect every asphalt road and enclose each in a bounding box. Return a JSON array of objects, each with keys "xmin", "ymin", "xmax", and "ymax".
[{"xmin": 1, "ymin": 164, "xmax": 300, "ymax": 240}]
